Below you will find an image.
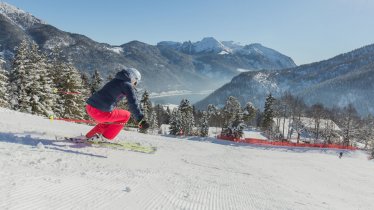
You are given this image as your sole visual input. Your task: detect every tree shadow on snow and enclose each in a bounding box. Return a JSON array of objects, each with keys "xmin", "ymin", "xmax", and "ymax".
[{"xmin": 0, "ymin": 132, "xmax": 107, "ymax": 158}]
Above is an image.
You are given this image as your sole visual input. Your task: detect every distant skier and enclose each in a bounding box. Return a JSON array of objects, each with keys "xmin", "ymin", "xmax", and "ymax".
[
  {"xmin": 84, "ymin": 67, "xmax": 149, "ymax": 142},
  {"xmin": 339, "ymin": 152, "xmax": 343, "ymax": 159}
]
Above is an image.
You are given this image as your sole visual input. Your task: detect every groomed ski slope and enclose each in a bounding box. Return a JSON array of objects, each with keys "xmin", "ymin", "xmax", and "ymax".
[{"xmin": 0, "ymin": 108, "xmax": 373, "ymax": 210}]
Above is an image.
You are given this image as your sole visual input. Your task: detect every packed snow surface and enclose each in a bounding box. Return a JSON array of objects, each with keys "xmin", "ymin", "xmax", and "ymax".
[{"xmin": 0, "ymin": 108, "xmax": 373, "ymax": 210}]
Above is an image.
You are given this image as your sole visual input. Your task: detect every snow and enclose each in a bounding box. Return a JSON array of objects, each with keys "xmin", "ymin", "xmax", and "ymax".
[
  {"xmin": 44, "ymin": 37, "xmax": 76, "ymax": 49},
  {"xmin": 1, "ymin": 107, "xmax": 373, "ymax": 210},
  {"xmin": 253, "ymin": 72, "xmax": 279, "ymax": 91},
  {"xmin": 221, "ymin": 41, "xmax": 244, "ymax": 51},
  {"xmin": 243, "ymin": 128, "xmax": 268, "ymax": 140},
  {"xmin": 193, "ymin": 37, "xmax": 231, "ymax": 53},
  {"xmin": 237, "ymin": 43, "xmax": 296, "ymax": 68},
  {"xmin": 237, "ymin": 68, "xmax": 252, "ymax": 72},
  {"xmin": 218, "ymin": 51, "xmax": 229, "ymax": 55},
  {"xmin": 0, "ymin": 2, "xmax": 44, "ymax": 30},
  {"xmin": 105, "ymin": 46, "xmax": 124, "ymax": 54},
  {"xmin": 161, "ymin": 104, "xmax": 179, "ymax": 110}
]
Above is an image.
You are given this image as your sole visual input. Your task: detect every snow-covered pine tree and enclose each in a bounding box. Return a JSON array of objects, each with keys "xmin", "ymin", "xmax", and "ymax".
[
  {"xmin": 165, "ymin": 106, "xmax": 171, "ymax": 124},
  {"xmin": 178, "ymin": 99, "xmax": 195, "ymax": 136},
  {"xmin": 0, "ymin": 58, "xmax": 10, "ymax": 108},
  {"xmin": 169, "ymin": 108, "xmax": 182, "ymax": 135},
  {"xmin": 9, "ymin": 40, "xmax": 30, "ymax": 111},
  {"xmin": 207, "ymin": 104, "xmax": 221, "ymax": 127},
  {"xmin": 60, "ymin": 61, "xmax": 86, "ymax": 119},
  {"xmin": 49, "ymin": 47, "xmax": 66, "ymax": 117},
  {"xmin": 262, "ymin": 93, "xmax": 276, "ymax": 131},
  {"xmin": 222, "ymin": 96, "xmax": 242, "ymax": 128},
  {"xmin": 231, "ymin": 114, "xmax": 245, "ymax": 138},
  {"xmin": 154, "ymin": 104, "xmax": 165, "ymax": 126},
  {"xmin": 150, "ymin": 110, "xmax": 158, "ymax": 131},
  {"xmin": 242, "ymin": 102, "xmax": 256, "ymax": 125},
  {"xmin": 81, "ymin": 72, "xmax": 91, "ymax": 92},
  {"xmin": 90, "ymin": 70, "xmax": 103, "ymax": 94},
  {"xmin": 199, "ymin": 111, "xmax": 209, "ymax": 137},
  {"xmin": 220, "ymin": 96, "xmax": 245, "ymax": 138},
  {"xmin": 28, "ymin": 42, "xmax": 55, "ymax": 116},
  {"xmin": 9, "ymin": 41, "xmax": 54, "ymax": 116}
]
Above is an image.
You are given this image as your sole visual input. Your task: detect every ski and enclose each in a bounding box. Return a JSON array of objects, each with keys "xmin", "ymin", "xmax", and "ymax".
[{"xmin": 61, "ymin": 137, "xmax": 157, "ymax": 154}]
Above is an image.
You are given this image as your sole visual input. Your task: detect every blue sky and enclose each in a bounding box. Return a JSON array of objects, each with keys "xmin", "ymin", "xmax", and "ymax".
[{"xmin": 3, "ymin": 0, "xmax": 374, "ymax": 65}]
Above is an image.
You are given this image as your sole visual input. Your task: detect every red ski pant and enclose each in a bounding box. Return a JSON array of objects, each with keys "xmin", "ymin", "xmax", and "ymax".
[{"xmin": 85, "ymin": 104, "xmax": 131, "ymax": 140}]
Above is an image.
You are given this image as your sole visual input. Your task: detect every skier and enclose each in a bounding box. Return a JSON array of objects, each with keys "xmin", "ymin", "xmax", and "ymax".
[
  {"xmin": 339, "ymin": 152, "xmax": 343, "ymax": 159},
  {"xmin": 84, "ymin": 67, "xmax": 149, "ymax": 142}
]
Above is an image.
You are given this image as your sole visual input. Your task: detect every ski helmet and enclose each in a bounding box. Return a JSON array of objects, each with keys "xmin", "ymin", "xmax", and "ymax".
[{"xmin": 126, "ymin": 67, "xmax": 141, "ymax": 84}]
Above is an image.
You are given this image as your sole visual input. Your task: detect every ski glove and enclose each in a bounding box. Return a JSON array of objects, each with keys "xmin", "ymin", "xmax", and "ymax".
[{"xmin": 138, "ymin": 119, "xmax": 150, "ymax": 130}]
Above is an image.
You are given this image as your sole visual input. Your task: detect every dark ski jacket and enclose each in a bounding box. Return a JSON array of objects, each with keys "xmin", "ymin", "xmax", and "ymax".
[{"xmin": 86, "ymin": 70, "xmax": 144, "ymax": 122}]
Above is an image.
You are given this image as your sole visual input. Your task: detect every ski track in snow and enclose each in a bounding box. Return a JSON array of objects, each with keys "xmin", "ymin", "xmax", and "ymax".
[{"xmin": 0, "ymin": 108, "xmax": 374, "ymax": 210}]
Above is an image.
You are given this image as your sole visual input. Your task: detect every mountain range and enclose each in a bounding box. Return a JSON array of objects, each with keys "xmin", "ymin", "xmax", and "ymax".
[
  {"xmin": 2, "ymin": 2, "xmax": 372, "ymax": 116},
  {"xmin": 0, "ymin": 2, "xmax": 296, "ymax": 94},
  {"xmin": 195, "ymin": 44, "xmax": 374, "ymax": 116}
]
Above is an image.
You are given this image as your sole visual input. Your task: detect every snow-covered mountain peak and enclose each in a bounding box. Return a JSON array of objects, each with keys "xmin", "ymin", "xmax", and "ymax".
[
  {"xmin": 221, "ymin": 41, "xmax": 244, "ymax": 51},
  {"xmin": 236, "ymin": 43, "xmax": 296, "ymax": 67},
  {"xmin": 158, "ymin": 37, "xmax": 233, "ymax": 54},
  {"xmin": 0, "ymin": 2, "xmax": 44, "ymax": 29},
  {"xmin": 194, "ymin": 37, "xmax": 231, "ymax": 53}
]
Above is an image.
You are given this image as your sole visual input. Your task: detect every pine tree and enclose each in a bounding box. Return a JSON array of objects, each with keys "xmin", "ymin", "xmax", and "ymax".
[
  {"xmin": 8, "ymin": 41, "xmax": 54, "ymax": 116},
  {"xmin": 231, "ymin": 114, "xmax": 245, "ymax": 138},
  {"xmin": 49, "ymin": 47, "xmax": 66, "ymax": 117},
  {"xmin": 165, "ymin": 106, "xmax": 171, "ymax": 124},
  {"xmin": 60, "ymin": 61, "xmax": 86, "ymax": 119},
  {"xmin": 140, "ymin": 90, "xmax": 152, "ymax": 120},
  {"xmin": 178, "ymin": 99, "xmax": 195, "ymax": 135},
  {"xmin": 90, "ymin": 70, "xmax": 103, "ymax": 94},
  {"xmin": 220, "ymin": 96, "xmax": 244, "ymax": 138},
  {"xmin": 243, "ymin": 102, "xmax": 256, "ymax": 125},
  {"xmin": 169, "ymin": 108, "xmax": 182, "ymax": 135},
  {"xmin": 154, "ymin": 104, "xmax": 164, "ymax": 126},
  {"xmin": 0, "ymin": 59, "xmax": 10, "ymax": 108},
  {"xmin": 80, "ymin": 72, "xmax": 91, "ymax": 119},
  {"xmin": 199, "ymin": 111, "xmax": 209, "ymax": 137},
  {"xmin": 9, "ymin": 40, "xmax": 30, "ymax": 111},
  {"xmin": 262, "ymin": 93, "xmax": 276, "ymax": 131},
  {"xmin": 150, "ymin": 110, "xmax": 158, "ymax": 130},
  {"xmin": 222, "ymin": 96, "xmax": 242, "ymax": 128},
  {"xmin": 207, "ymin": 104, "xmax": 221, "ymax": 127},
  {"xmin": 28, "ymin": 42, "xmax": 55, "ymax": 116},
  {"xmin": 106, "ymin": 73, "xmax": 115, "ymax": 82},
  {"xmin": 81, "ymin": 72, "xmax": 91, "ymax": 92}
]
